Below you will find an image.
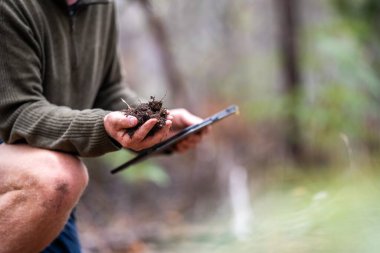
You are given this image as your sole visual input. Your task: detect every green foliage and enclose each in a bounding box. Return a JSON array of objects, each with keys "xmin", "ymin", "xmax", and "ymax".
[
  {"xmin": 242, "ymin": 15, "xmax": 380, "ymax": 157},
  {"xmin": 300, "ymin": 14, "xmax": 380, "ymax": 152},
  {"xmin": 299, "ymin": 85, "xmax": 366, "ymax": 146},
  {"xmin": 121, "ymin": 163, "xmax": 170, "ymax": 187},
  {"xmin": 332, "ymin": 0, "xmax": 380, "ymax": 21},
  {"xmin": 328, "ymin": 0, "xmax": 380, "ymax": 102},
  {"xmin": 331, "ymin": 0, "xmax": 380, "ymax": 41},
  {"xmin": 101, "ymin": 149, "xmax": 170, "ymax": 187}
]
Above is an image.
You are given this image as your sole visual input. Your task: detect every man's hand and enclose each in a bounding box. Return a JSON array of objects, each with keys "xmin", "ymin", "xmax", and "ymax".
[
  {"xmin": 168, "ymin": 108, "xmax": 210, "ymax": 153},
  {"xmin": 104, "ymin": 109, "xmax": 209, "ymax": 153},
  {"xmin": 104, "ymin": 111, "xmax": 172, "ymax": 151}
]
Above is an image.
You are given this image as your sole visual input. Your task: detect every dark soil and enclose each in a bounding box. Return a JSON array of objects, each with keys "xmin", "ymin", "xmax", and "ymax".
[{"xmin": 122, "ymin": 96, "xmax": 169, "ymax": 137}]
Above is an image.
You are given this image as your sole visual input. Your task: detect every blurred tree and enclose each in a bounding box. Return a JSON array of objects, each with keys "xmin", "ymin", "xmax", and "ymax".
[
  {"xmin": 135, "ymin": 0, "xmax": 190, "ymax": 107},
  {"xmin": 275, "ymin": 0, "xmax": 305, "ymax": 164}
]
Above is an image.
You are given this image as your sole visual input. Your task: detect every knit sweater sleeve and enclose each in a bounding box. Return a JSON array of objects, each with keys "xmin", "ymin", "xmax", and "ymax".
[{"xmin": 0, "ymin": 1, "xmax": 120, "ymax": 157}]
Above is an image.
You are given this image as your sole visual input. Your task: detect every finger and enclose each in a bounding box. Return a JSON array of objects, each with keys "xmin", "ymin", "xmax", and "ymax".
[
  {"xmin": 141, "ymin": 120, "xmax": 172, "ymax": 146},
  {"xmin": 169, "ymin": 109, "xmax": 203, "ymax": 130},
  {"xmin": 128, "ymin": 120, "xmax": 172, "ymax": 151},
  {"xmin": 193, "ymin": 126, "xmax": 211, "ymax": 137},
  {"xmin": 158, "ymin": 120, "xmax": 173, "ymax": 142},
  {"xmin": 105, "ymin": 112, "xmax": 138, "ymax": 131},
  {"xmin": 201, "ymin": 125, "xmax": 212, "ymax": 135},
  {"xmin": 175, "ymin": 141, "xmax": 192, "ymax": 153},
  {"xmin": 104, "ymin": 113, "xmax": 138, "ymax": 147},
  {"xmin": 177, "ymin": 132, "xmax": 205, "ymax": 151},
  {"xmin": 187, "ymin": 134, "xmax": 202, "ymax": 143},
  {"xmin": 131, "ymin": 118, "xmax": 158, "ymax": 142}
]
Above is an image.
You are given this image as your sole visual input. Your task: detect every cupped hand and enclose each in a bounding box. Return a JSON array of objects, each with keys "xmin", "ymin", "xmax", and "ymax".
[{"xmin": 104, "ymin": 111, "xmax": 172, "ymax": 151}]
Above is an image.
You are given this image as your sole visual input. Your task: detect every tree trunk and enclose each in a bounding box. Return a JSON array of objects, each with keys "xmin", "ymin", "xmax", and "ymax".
[
  {"xmin": 137, "ymin": 0, "xmax": 190, "ymax": 107},
  {"xmin": 275, "ymin": 0, "xmax": 304, "ymax": 163}
]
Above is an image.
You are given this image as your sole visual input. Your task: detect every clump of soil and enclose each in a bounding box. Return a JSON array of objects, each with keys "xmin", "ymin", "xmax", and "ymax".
[{"xmin": 122, "ymin": 96, "xmax": 169, "ymax": 137}]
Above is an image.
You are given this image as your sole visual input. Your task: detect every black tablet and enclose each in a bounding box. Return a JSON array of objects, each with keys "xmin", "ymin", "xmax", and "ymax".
[{"xmin": 111, "ymin": 104, "xmax": 239, "ymax": 174}]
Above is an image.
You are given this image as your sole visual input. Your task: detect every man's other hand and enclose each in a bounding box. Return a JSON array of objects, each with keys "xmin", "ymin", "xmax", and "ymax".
[{"xmin": 168, "ymin": 108, "xmax": 210, "ymax": 153}]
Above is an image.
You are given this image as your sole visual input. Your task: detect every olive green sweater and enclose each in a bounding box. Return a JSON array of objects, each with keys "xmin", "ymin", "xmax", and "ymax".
[{"xmin": 0, "ymin": 0, "xmax": 137, "ymax": 156}]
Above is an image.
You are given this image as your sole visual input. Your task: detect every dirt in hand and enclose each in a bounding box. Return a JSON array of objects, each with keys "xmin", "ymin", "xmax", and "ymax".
[{"xmin": 122, "ymin": 96, "xmax": 169, "ymax": 137}]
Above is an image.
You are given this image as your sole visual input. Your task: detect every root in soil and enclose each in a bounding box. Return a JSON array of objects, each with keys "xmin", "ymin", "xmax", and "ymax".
[{"xmin": 122, "ymin": 96, "xmax": 169, "ymax": 137}]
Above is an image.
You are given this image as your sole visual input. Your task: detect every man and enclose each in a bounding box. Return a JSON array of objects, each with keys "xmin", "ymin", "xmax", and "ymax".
[{"xmin": 0, "ymin": 0, "xmax": 207, "ymax": 252}]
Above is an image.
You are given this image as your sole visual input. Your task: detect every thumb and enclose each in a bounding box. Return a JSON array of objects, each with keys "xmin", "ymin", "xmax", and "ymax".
[{"xmin": 104, "ymin": 111, "xmax": 138, "ymax": 131}]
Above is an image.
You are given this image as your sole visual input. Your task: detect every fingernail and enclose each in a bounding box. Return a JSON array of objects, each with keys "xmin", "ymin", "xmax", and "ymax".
[{"xmin": 127, "ymin": 116, "xmax": 137, "ymax": 125}]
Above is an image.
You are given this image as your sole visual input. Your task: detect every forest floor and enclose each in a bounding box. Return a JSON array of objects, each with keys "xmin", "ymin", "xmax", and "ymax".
[{"xmin": 78, "ymin": 160, "xmax": 380, "ymax": 253}]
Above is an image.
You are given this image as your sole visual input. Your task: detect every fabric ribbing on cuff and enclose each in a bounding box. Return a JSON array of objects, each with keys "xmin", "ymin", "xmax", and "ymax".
[{"xmin": 8, "ymin": 105, "xmax": 121, "ymax": 157}]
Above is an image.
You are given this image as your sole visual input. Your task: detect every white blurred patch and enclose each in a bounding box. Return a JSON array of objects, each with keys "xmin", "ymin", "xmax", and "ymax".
[
  {"xmin": 229, "ymin": 165, "xmax": 253, "ymax": 240},
  {"xmin": 313, "ymin": 191, "xmax": 328, "ymax": 201}
]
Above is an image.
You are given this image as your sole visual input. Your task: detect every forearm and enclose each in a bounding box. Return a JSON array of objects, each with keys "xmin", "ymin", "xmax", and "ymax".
[{"xmin": 0, "ymin": 100, "xmax": 119, "ymax": 157}]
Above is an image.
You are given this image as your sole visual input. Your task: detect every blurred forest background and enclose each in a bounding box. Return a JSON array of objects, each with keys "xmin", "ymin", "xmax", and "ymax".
[{"xmin": 79, "ymin": 0, "xmax": 380, "ymax": 252}]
